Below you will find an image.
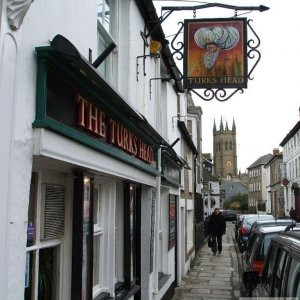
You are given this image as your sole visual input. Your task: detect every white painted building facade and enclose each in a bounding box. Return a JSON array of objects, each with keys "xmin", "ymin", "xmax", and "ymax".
[
  {"xmin": 280, "ymin": 114, "xmax": 300, "ymax": 219},
  {"xmin": 0, "ymin": 1, "xmax": 199, "ymax": 300}
]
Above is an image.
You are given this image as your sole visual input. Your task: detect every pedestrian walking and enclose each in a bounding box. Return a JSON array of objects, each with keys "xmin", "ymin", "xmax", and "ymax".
[
  {"xmin": 208, "ymin": 207, "xmax": 226, "ymax": 256},
  {"xmin": 289, "ymin": 206, "xmax": 296, "ymax": 221}
]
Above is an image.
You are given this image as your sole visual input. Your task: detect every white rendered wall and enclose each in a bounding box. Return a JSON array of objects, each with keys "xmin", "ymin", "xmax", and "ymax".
[{"xmin": 0, "ymin": 1, "xmax": 100, "ymax": 299}]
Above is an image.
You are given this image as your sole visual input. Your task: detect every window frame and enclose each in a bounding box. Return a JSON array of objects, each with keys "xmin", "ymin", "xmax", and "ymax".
[
  {"xmin": 92, "ymin": 183, "xmax": 106, "ymax": 297},
  {"xmin": 25, "ymin": 172, "xmax": 65, "ymax": 300}
]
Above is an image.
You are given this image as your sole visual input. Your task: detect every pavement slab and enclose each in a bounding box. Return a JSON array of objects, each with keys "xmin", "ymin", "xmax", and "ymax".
[{"xmin": 172, "ymin": 222, "xmax": 243, "ymax": 300}]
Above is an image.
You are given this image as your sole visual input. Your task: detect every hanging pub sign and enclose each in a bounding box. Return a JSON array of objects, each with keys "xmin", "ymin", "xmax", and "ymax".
[{"xmin": 183, "ymin": 18, "xmax": 248, "ymax": 89}]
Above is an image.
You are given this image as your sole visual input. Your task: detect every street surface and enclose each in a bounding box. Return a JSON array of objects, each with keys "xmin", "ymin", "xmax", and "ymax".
[{"xmin": 172, "ymin": 222, "xmax": 243, "ymax": 299}]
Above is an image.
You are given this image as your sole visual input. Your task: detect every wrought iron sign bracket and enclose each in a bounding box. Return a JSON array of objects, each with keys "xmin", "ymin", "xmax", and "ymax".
[
  {"xmin": 136, "ymin": 54, "xmax": 154, "ymax": 81},
  {"xmin": 154, "ymin": 3, "xmax": 269, "ymax": 101},
  {"xmin": 141, "ymin": 3, "xmax": 268, "ymax": 45}
]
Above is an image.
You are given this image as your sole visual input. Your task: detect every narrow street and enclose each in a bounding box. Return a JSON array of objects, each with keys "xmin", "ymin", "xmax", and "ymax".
[{"xmin": 172, "ymin": 222, "xmax": 243, "ymax": 299}]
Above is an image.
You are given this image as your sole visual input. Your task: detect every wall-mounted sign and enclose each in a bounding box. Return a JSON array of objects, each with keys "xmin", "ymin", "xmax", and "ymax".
[
  {"xmin": 184, "ymin": 18, "xmax": 247, "ymax": 89},
  {"xmin": 169, "ymin": 195, "xmax": 177, "ymax": 250},
  {"xmin": 46, "ymin": 70, "xmax": 154, "ymax": 164},
  {"xmin": 163, "ymin": 158, "xmax": 181, "ymax": 186}
]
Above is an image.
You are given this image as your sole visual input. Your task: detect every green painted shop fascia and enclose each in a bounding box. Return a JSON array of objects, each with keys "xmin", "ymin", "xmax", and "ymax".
[
  {"xmin": 161, "ymin": 152, "xmax": 182, "ymax": 188},
  {"xmin": 33, "ymin": 46, "xmax": 162, "ymax": 176}
]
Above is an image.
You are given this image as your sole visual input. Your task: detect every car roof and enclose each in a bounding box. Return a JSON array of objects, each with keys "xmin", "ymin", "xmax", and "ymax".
[
  {"xmin": 243, "ymin": 214, "xmax": 274, "ymax": 218},
  {"xmin": 258, "ymin": 225, "xmax": 300, "ymax": 234},
  {"xmin": 274, "ymin": 230, "xmax": 300, "ymax": 250},
  {"xmin": 254, "ymin": 219, "xmax": 294, "ymax": 225},
  {"xmin": 243, "ymin": 214, "xmax": 274, "ymax": 221}
]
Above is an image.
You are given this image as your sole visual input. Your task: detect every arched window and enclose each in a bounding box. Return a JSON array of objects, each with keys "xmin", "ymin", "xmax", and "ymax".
[
  {"xmin": 225, "ymin": 141, "xmax": 228, "ymax": 150},
  {"xmin": 229, "ymin": 141, "xmax": 232, "ymax": 150}
]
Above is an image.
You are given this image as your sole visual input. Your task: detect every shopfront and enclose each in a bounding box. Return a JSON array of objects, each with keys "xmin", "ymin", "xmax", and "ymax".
[{"xmin": 25, "ymin": 35, "xmax": 174, "ymax": 300}]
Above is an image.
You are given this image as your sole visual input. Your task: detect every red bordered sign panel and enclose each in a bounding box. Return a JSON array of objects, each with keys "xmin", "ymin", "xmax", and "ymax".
[{"xmin": 184, "ymin": 18, "xmax": 248, "ymax": 89}]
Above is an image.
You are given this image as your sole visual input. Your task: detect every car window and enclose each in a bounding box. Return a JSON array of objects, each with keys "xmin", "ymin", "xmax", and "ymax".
[
  {"xmin": 247, "ymin": 233, "xmax": 258, "ymax": 259},
  {"xmin": 286, "ymin": 257, "xmax": 300, "ymax": 298},
  {"xmin": 272, "ymin": 248, "xmax": 288, "ymax": 297},
  {"xmin": 258, "ymin": 233, "xmax": 279, "ymax": 259},
  {"xmin": 262, "ymin": 244, "xmax": 277, "ymax": 294}
]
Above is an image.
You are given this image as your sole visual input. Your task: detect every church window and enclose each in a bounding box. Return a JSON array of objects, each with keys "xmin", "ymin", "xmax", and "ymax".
[
  {"xmin": 225, "ymin": 141, "xmax": 228, "ymax": 150},
  {"xmin": 229, "ymin": 141, "xmax": 232, "ymax": 150}
]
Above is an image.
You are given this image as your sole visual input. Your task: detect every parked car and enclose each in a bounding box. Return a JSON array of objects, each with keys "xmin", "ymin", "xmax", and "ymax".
[
  {"xmin": 247, "ymin": 218, "xmax": 296, "ymax": 245},
  {"xmin": 233, "ymin": 214, "xmax": 244, "ymax": 241},
  {"xmin": 241, "ymin": 224, "xmax": 300, "ymax": 295},
  {"xmin": 237, "ymin": 214, "xmax": 275, "ymax": 251},
  {"xmin": 243, "ymin": 228, "xmax": 300, "ymax": 298},
  {"xmin": 220, "ymin": 209, "xmax": 237, "ymax": 221}
]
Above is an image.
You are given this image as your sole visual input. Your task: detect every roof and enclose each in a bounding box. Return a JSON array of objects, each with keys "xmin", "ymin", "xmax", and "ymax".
[
  {"xmin": 220, "ymin": 180, "xmax": 248, "ymax": 199},
  {"xmin": 203, "ymin": 169, "xmax": 219, "ymax": 182},
  {"xmin": 280, "ymin": 119, "xmax": 300, "ymax": 147},
  {"xmin": 177, "ymin": 121, "xmax": 198, "ymax": 155},
  {"xmin": 202, "ymin": 153, "xmax": 213, "ymax": 161},
  {"xmin": 247, "ymin": 153, "xmax": 273, "ymax": 169}
]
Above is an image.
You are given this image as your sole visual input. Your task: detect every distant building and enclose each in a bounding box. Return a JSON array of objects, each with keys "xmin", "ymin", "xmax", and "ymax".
[
  {"xmin": 221, "ymin": 179, "xmax": 248, "ymax": 204},
  {"xmin": 202, "ymin": 153, "xmax": 213, "ymax": 174},
  {"xmin": 202, "ymin": 170, "xmax": 221, "ymax": 216},
  {"xmin": 280, "ymin": 109, "xmax": 300, "ymax": 220},
  {"xmin": 265, "ymin": 149, "xmax": 284, "ymax": 217},
  {"xmin": 247, "ymin": 153, "xmax": 273, "ymax": 213}
]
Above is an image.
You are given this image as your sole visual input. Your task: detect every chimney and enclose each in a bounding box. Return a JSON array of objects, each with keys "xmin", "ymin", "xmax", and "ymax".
[{"xmin": 273, "ymin": 148, "xmax": 280, "ymax": 155}]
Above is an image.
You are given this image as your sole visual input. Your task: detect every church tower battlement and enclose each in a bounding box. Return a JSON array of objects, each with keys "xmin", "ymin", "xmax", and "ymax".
[{"xmin": 213, "ymin": 117, "xmax": 237, "ymax": 180}]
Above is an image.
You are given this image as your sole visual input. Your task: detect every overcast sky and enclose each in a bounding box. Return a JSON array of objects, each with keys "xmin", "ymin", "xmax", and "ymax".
[{"xmin": 154, "ymin": 0, "xmax": 300, "ymax": 172}]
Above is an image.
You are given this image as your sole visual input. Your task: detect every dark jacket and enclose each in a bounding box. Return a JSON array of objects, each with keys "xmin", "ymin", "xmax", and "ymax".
[{"xmin": 208, "ymin": 212, "xmax": 226, "ymax": 236}]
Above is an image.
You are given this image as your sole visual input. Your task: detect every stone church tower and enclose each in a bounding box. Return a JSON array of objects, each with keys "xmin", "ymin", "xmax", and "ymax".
[{"xmin": 213, "ymin": 118, "xmax": 237, "ymax": 180}]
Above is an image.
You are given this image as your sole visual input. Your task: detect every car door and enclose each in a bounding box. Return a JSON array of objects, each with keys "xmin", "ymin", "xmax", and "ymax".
[
  {"xmin": 272, "ymin": 247, "xmax": 288, "ymax": 297},
  {"xmin": 284, "ymin": 254, "xmax": 300, "ymax": 298},
  {"xmin": 252, "ymin": 244, "xmax": 277, "ymax": 298}
]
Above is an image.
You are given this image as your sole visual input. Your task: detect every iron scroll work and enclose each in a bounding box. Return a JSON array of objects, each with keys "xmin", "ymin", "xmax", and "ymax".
[
  {"xmin": 171, "ymin": 18, "xmax": 261, "ymax": 101},
  {"xmin": 151, "ymin": 3, "xmax": 269, "ymax": 102}
]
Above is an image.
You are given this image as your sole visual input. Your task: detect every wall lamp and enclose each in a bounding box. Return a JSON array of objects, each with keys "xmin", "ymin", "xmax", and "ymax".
[{"xmin": 149, "ymin": 77, "xmax": 175, "ymax": 100}]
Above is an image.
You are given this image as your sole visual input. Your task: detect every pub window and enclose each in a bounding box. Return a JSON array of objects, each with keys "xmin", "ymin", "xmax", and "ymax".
[
  {"xmin": 97, "ymin": 0, "xmax": 116, "ymax": 80},
  {"xmin": 97, "ymin": 0, "xmax": 110, "ymax": 31},
  {"xmin": 25, "ymin": 172, "xmax": 65, "ymax": 300},
  {"xmin": 93, "ymin": 183, "xmax": 105, "ymax": 297},
  {"xmin": 115, "ymin": 183, "xmax": 141, "ymax": 297},
  {"xmin": 71, "ymin": 172, "xmax": 94, "ymax": 300}
]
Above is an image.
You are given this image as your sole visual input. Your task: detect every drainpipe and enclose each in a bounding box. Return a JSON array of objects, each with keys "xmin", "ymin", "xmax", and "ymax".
[{"xmin": 153, "ymin": 147, "xmax": 161, "ymax": 299}]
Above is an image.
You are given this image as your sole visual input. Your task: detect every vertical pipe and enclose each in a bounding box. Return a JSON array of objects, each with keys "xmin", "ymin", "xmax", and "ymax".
[{"xmin": 153, "ymin": 147, "xmax": 161, "ymax": 299}]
